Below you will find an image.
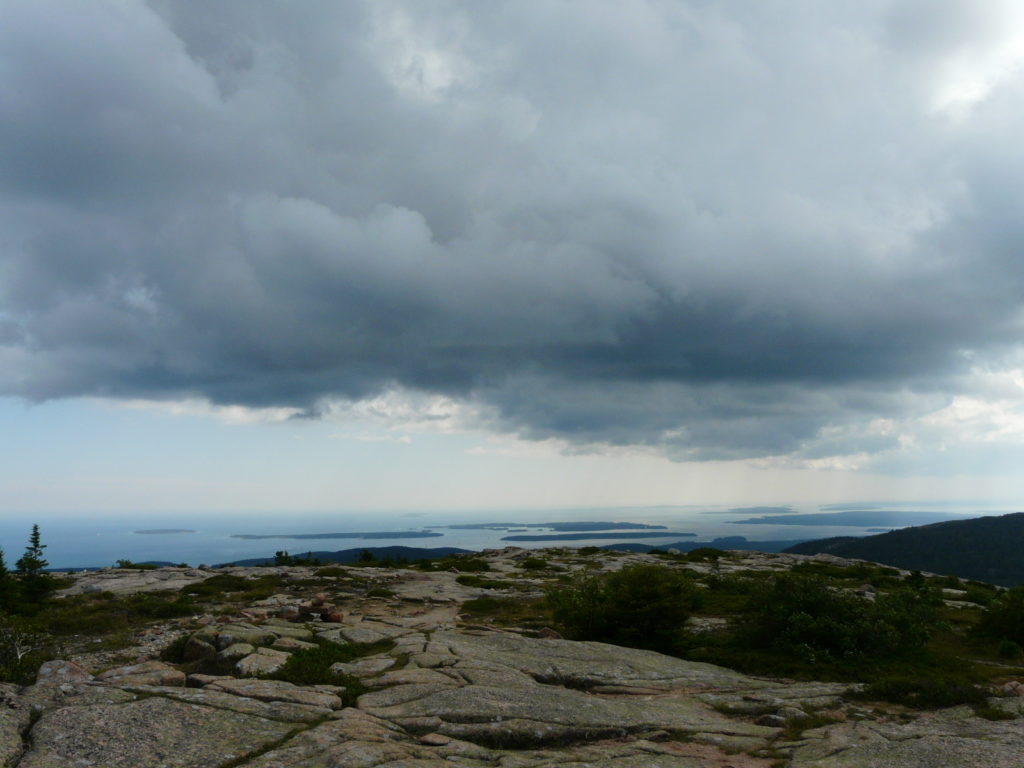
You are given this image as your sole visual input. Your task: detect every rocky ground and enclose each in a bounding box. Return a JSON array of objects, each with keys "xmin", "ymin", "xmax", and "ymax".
[{"xmin": 1, "ymin": 548, "xmax": 1022, "ymax": 767}]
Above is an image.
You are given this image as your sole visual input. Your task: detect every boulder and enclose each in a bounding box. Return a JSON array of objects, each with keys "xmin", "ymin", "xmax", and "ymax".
[
  {"xmin": 236, "ymin": 647, "xmax": 291, "ymax": 676},
  {"xmin": 272, "ymin": 636, "xmax": 317, "ymax": 652},
  {"xmin": 218, "ymin": 642, "xmax": 256, "ymax": 662},
  {"xmin": 182, "ymin": 635, "xmax": 216, "ymax": 661},
  {"xmin": 329, "ymin": 657, "xmax": 396, "ymax": 679},
  {"xmin": 96, "ymin": 660, "xmax": 185, "ymax": 687},
  {"xmin": 36, "ymin": 660, "xmax": 92, "ymax": 684}
]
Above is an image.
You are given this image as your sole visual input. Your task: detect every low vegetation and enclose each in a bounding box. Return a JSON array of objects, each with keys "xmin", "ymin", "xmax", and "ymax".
[
  {"xmin": 545, "ymin": 563, "xmax": 702, "ymax": 653},
  {"xmin": 262, "ymin": 638, "xmax": 372, "ymax": 696},
  {"xmin": 975, "ymin": 586, "xmax": 1024, "ymax": 645},
  {"xmin": 542, "ymin": 558, "xmax": 1023, "ymax": 710},
  {"xmin": 455, "ymin": 574, "xmax": 509, "ymax": 589}
]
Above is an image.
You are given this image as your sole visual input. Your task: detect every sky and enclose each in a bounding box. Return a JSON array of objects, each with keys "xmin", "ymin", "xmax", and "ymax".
[{"xmin": 3, "ymin": 0, "xmax": 1024, "ymax": 515}]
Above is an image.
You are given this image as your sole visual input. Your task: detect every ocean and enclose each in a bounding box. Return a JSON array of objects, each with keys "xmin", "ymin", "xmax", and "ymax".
[{"xmin": 0, "ymin": 503, "xmax": 1012, "ymax": 570}]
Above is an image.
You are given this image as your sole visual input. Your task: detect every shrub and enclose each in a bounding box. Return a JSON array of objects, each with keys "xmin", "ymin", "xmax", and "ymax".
[
  {"xmin": 455, "ymin": 575, "xmax": 507, "ymax": 589},
  {"xmin": 975, "ymin": 704, "xmax": 1018, "ymax": 721},
  {"xmin": 159, "ymin": 634, "xmax": 191, "ymax": 663},
  {"xmin": 998, "ymin": 639, "xmax": 1024, "ymax": 660},
  {"xmin": 520, "ymin": 557, "xmax": 549, "ymax": 571},
  {"xmin": 183, "ymin": 574, "xmax": 285, "ymax": 600},
  {"xmin": 36, "ymin": 590, "xmax": 196, "ymax": 636},
  {"xmin": 545, "ymin": 564, "xmax": 702, "ymax": 654},
  {"xmin": 976, "ymin": 587, "xmax": 1024, "ymax": 645},
  {"xmin": 262, "ymin": 638, "xmax": 368, "ymax": 701},
  {"xmin": 738, "ymin": 574, "xmax": 939, "ymax": 664},
  {"xmin": 315, "ymin": 567, "xmax": 349, "ymax": 578},
  {"xmin": 857, "ymin": 674, "xmax": 987, "ymax": 709},
  {"xmin": 459, "ymin": 596, "xmax": 549, "ymax": 628}
]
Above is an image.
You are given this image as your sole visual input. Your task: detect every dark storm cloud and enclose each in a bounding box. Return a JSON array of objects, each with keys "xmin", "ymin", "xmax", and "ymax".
[{"xmin": 2, "ymin": 0, "xmax": 1023, "ymax": 459}]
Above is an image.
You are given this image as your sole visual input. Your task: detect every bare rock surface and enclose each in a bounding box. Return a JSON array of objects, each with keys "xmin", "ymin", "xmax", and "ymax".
[
  {"xmin": 95, "ymin": 659, "xmax": 185, "ymax": 687},
  {"xmin": 235, "ymin": 646, "xmax": 291, "ymax": 675},
  {"xmin": 203, "ymin": 677, "xmax": 343, "ymax": 710},
  {"xmin": 16, "ymin": 695, "xmax": 296, "ymax": 768},
  {"xmin": 0, "ymin": 704, "xmax": 30, "ymax": 768},
  {"xmin": 790, "ymin": 708, "xmax": 1024, "ymax": 767},
  {"xmin": 437, "ymin": 630, "xmax": 770, "ymax": 690},
  {"xmin": 56, "ymin": 566, "xmax": 214, "ymax": 596},
  {"xmin": 11, "ymin": 551, "xmax": 1024, "ymax": 767}
]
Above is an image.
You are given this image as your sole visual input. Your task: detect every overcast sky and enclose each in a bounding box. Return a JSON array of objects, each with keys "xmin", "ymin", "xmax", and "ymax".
[{"xmin": 3, "ymin": 0, "xmax": 1024, "ymax": 514}]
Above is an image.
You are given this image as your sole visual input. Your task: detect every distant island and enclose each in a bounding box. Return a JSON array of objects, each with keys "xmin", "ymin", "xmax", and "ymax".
[
  {"xmin": 732, "ymin": 510, "xmax": 973, "ymax": 527},
  {"xmin": 436, "ymin": 521, "xmax": 667, "ymax": 532},
  {"xmin": 727, "ymin": 506, "xmax": 793, "ymax": 515},
  {"xmin": 501, "ymin": 531, "xmax": 695, "ymax": 542},
  {"xmin": 134, "ymin": 529, "xmax": 196, "ymax": 534},
  {"xmin": 231, "ymin": 531, "xmax": 443, "ymax": 540}
]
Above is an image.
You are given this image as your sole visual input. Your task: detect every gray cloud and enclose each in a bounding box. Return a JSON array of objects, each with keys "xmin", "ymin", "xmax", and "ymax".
[{"xmin": 2, "ymin": 0, "xmax": 1024, "ymax": 460}]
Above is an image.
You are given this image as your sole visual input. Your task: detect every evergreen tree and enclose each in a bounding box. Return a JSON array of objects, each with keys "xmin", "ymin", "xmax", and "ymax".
[
  {"xmin": 15, "ymin": 526, "xmax": 47, "ymax": 576},
  {"xmin": 15, "ymin": 525, "xmax": 52, "ymax": 604}
]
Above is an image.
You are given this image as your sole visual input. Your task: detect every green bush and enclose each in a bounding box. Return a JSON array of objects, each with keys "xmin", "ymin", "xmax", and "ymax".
[
  {"xmin": 858, "ymin": 674, "xmax": 986, "ymax": 709},
  {"xmin": 36, "ymin": 591, "xmax": 196, "ymax": 636},
  {"xmin": 545, "ymin": 564, "xmax": 702, "ymax": 653},
  {"xmin": 459, "ymin": 596, "xmax": 549, "ymax": 628},
  {"xmin": 183, "ymin": 574, "xmax": 250, "ymax": 596},
  {"xmin": 519, "ymin": 557, "xmax": 549, "ymax": 571},
  {"xmin": 315, "ymin": 566, "xmax": 349, "ymax": 578},
  {"xmin": 976, "ymin": 587, "xmax": 1024, "ymax": 645},
  {"xmin": 182, "ymin": 574, "xmax": 285, "ymax": 600},
  {"xmin": 998, "ymin": 639, "xmax": 1023, "ymax": 659},
  {"xmin": 963, "ymin": 583, "xmax": 997, "ymax": 607},
  {"xmin": 262, "ymin": 639, "xmax": 367, "ymax": 701},
  {"xmin": 738, "ymin": 574, "xmax": 939, "ymax": 664}
]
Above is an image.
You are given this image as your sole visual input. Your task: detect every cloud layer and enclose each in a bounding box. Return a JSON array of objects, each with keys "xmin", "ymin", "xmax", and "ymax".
[{"xmin": 3, "ymin": 0, "xmax": 1024, "ymax": 464}]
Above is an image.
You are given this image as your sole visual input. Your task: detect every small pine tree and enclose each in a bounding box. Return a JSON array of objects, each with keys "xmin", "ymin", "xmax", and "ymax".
[
  {"xmin": 15, "ymin": 525, "xmax": 53, "ymax": 604},
  {"xmin": 15, "ymin": 525, "xmax": 47, "ymax": 576}
]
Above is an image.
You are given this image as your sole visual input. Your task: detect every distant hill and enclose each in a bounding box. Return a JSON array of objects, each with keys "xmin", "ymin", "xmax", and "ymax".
[
  {"xmin": 604, "ymin": 537, "xmax": 809, "ymax": 554},
  {"xmin": 784, "ymin": 512, "xmax": 1024, "ymax": 586},
  {"xmin": 218, "ymin": 545, "xmax": 472, "ymax": 567}
]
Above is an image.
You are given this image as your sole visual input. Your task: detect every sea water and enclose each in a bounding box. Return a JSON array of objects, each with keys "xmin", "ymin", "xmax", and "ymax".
[{"xmin": 0, "ymin": 503, "xmax": 1013, "ymax": 570}]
